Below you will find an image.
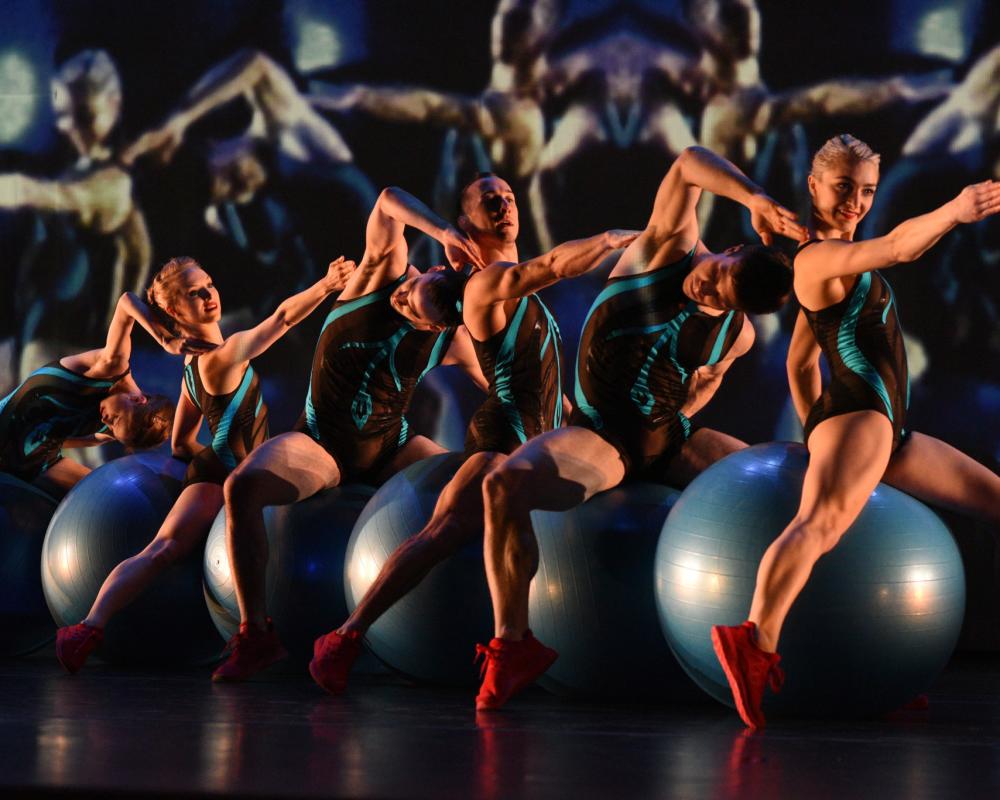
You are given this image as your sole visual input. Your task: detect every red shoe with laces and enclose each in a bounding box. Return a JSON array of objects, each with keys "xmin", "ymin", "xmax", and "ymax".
[
  {"xmin": 474, "ymin": 630, "xmax": 558, "ymax": 712},
  {"xmin": 711, "ymin": 621, "xmax": 784, "ymax": 730},
  {"xmin": 56, "ymin": 623, "xmax": 103, "ymax": 674},
  {"xmin": 211, "ymin": 620, "xmax": 288, "ymax": 682},
  {"xmin": 309, "ymin": 629, "xmax": 363, "ymax": 695}
]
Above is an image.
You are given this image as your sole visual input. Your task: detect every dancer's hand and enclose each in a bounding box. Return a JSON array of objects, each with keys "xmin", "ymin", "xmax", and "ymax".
[
  {"xmin": 123, "ymin": 116, "xmax": 185, "ymax": 166},
  {"xmin": 442, "ymin": 227, "xmax": 486, "ymax": 271},
  {"xmin": 325, "ymin": 256, "xmax": 357, "ymax": 291},
  {"xmin": 603, "ymin": 229, "xmax": 641, "ymax": 250},
  {"xmin": 951, "ymin": 181, "xmax": 1000, "ymax": 225},
  {"xmin": 160, "ymin": 335, "xmax": 218, "ymax": 356},
  {"xmin": 748, "ymin": 194, "xmax": 808, "ymax": 245}
]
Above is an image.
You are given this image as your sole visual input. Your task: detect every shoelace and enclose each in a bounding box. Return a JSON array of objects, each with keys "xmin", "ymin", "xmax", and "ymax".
[{"xmin": 474, "ymin": 643, "xmax": 504, "ymax": 680}]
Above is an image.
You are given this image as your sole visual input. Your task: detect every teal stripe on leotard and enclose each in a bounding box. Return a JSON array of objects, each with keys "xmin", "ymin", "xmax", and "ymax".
[
  {"xmin": 534, "ymin": 295, "xmax": 563, "ymax": 428},
  {"xmin": 573, "ymin": 249, "xmax": 695, "ymax": 428},
  {"xmin": 184, "ymin": 364, "xmax": 201, "ymax": 410},
  {"xmin": 212, "ymin": 366, "xmax": 256, "ymax": 470},
  {"xmin": 1, "ymin": 366, "xmax": 113, "ymax": 418},
  {"xmin": 706, "ymin": 311, "xmax": 736, "ymax": 365},
  {"xmin": 494, "ymin": 297, "xmax": 530, "ymax": 445},
  {"xmin": 836, "ymin": 272, "xmax": 894, "ymax": 421},
  {"xmin": 304, "ymin": 275, "xmax": 406, "ymax": 438}
]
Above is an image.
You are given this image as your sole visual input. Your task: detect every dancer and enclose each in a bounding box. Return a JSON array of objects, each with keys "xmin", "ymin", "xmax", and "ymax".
[
  {"xmin": 53, "ymin": 254, "xmax": 357, "ymax": 673},
  {"xmin": 0, "ymin": 51, "xmax": 153, "ymax": 379},
  {"xmin": 475, "ymin": 145, "xmax": 803, "ymax": 711},
  {"xmin": 210, "ymin": 184, "xmax": 491, "ymax": 682},
  {"xmin": 0, "ymin": 290, "xmax": 182, "ymax": 499},
  {"xmin": 308, "ymin": 172, "xmax": 636, "ymax": 695},
  {"xmin": 711, "ymin": 134, "xmax": 1000, "ymax": 730}
]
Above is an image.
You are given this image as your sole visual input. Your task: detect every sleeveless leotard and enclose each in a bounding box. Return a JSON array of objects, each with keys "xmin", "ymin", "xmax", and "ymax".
[
  {"xmin": 294, "ymin": 274, "xmax": 456, "ymax": 482},
  {"xmin": 570, "ymin": 248, "xmax": 745, "ymax": 477},
  {"xmin": 0, "ymin": 360, "xmax": 128, "ymax": 481},
  {"xmin": 465, "ymin": 294, "xmax": 563, "ymax": 455},
  {"xmin": 182, "ymin": 356, "xmax": 269, "ymax": 487},
  {"xmin": 797, "ymin": 240, "xmax": 909, "ymax": 450}
]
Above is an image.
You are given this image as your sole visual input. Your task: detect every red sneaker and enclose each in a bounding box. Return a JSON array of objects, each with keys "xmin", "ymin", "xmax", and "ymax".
[
  {"xmin": 56, "ymin": 623, "xmax": 103, "ymax": 674},
  {"xmin": 474, "ymin": 630, "xmax": 558, "ymax": 712},
  {"xmin": 211, "ymin": 620, "xmax": 288, "ymax": 682},
  {"xmin": 309, "ymin": 629, "xmax": 363, "ymax": 695},
  {"xmin": 711, "ymin": 621, "xmax": 784, "ymax": 730}
]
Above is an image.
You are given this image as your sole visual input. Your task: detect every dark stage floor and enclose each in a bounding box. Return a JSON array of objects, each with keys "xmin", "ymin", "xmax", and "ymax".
[{"xmin": 1, "ymin": 650, "xmax": 999, "ymax": 800}]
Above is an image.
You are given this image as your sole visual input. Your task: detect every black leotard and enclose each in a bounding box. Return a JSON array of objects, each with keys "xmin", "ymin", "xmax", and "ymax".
[
  {"xmin": 797, "ymin": 241, "xmax": 909, "ymax": 450},
  {"xmin": 182, "ymin": 357, "xmax": 269, "ymax": 487},
  {"xmin": 465, "ymin": 294, "xmax": 563, "ymax": 455},
  {"xmin": 294, "ymin": 274, "xmax": 456, "ymax": 482},
  {"xmin": 0, "ymin": 360, "xmax": 127, "ymax": 481},
  {"xmin": 570, "ymin": 248, "xmax": 745, "ymax": 477}
]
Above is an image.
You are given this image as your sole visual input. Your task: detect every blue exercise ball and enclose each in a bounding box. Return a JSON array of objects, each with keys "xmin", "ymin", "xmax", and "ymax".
[
  {"xmin": 0, "ymin": 474, "xmax": 57, "ymax": 655},
  {"xmin": 344, "ymin": 453, "xmax": 492, "ymax": 686},
  {"xmin": 203, "ymin": 482, "xmax": 375, "ymax": 661},
  {"xmin": 655, "ymin": 442, "xmax": 966, "ymax": 718},
  {"xmin": 41, "ymin": 453, "xmax": 224, "ymax": 665},
  {"xmin": 530, "ymin": 483, "xmax": 699, "ymax": 698}
]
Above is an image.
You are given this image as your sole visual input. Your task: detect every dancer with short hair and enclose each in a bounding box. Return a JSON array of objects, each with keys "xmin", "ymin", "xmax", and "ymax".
[
  {"xmin": 475, "ymin": 145, "xmax": 804, "ymax": 711},
  {"xmin": 309, "ymin": 172, "xmax": 636, "ymax": 695}
]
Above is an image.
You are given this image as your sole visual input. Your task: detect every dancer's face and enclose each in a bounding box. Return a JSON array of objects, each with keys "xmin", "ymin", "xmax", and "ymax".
[
  {"xmin": 808, "ymin": 159, "xmax": 879, "ymax": 235},
  {"xmin": 52, "ymin": 83, "xmax": 121, "ymax": 154},
  {"xmin": 99, "ymin": 391, "xmax": 147, "ymax": 442},
  {"xmin": 390, "ymin": 271, "xmax": 450, "ymax": 331},
  {"xmin": 460, "ymin": 176, "xmax": 520, "ymax": 245},
  {"xmin": 166, "ymin": 267, "xmax": 222, "ymax": 329},
  {"xmin": 684, "ymin": 249, "xmax": 741, "ymax": 311}
]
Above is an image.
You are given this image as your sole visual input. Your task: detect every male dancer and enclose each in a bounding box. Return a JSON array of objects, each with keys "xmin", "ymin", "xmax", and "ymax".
[
  {"xmin": 474, "ymin": 145, "xmax": 806, "ymax": 710},
  {"xmin": 211, "ymin": 184, "xmax": 488, "ymax": 681},
  {"xmin": 308, "ymin": 173, "xmax": 636, "ymax": 694}
]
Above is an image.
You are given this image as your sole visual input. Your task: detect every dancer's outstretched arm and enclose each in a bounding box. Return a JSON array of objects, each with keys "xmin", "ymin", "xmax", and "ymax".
[
  {"xmin": 466, "ymin": 228, "xmax": 637, "ymax": 303},
  {"xmin": 211, "ymin": 257, "xmax": 356, "ymax": 372},
  {"xmin": 798, "ymin": 181, "xmax": 1000, "ymax": 281}
]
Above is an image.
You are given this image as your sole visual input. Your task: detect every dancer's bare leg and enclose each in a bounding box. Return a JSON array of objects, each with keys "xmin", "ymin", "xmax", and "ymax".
[
  {"xmin": 882, "ymin": 431, "xmax": 1000, "ymax": 527},
  {"xmin": 661, "ymin": 427, "xmax": 747, "ymax": 487},
  {"xmin": 85, "ymin": 483, "xmax": 222, "ymax": 628},
  {"xmin": 481, "ymin": 426, "xmax": 626, "ymax": 640},
  {"xmin": 748, "ymin": 411, "xmax": 893, "ymax": 652},
  {"xmin": 33, "ymin": 458, "xmax": 91, "ymax": 500},
  {"xmin": 375, "ymin": 434, "xmax": 447, "ymax": 481},
  {"xmin": 223, "ymin": 432, "xmax": 341, "ymax": 630},
  {"xmin": 341, "ymin": 451, "xmax": 506, "ymax": 635}
]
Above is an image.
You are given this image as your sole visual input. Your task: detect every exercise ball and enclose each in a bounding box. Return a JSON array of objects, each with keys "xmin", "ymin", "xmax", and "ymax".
[
  {"xmin": 41, "ymin": 452, "xmax": 224, "ymax": 665},
  {"xmin": 203, "ymin": 483, "xmax": 375, "ymax": 661},
  {"xmin": 344, "ymin": 452, "xmax": 492, "ymax": 685},
  {"xmin": 655, "ymin": 442, "xmax": 966, "ymax": 717},
  {"xmin": 530, "ymin": 483, "xmax": 699, "ymax": 698},
  {"xmin": 0, "ymin": 474, "xmax": 57, "ymax": 655}
]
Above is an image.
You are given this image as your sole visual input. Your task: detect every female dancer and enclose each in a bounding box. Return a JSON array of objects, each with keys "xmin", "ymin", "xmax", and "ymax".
[
  {"xmin": 55, "ymin": 254, "xmax": 355, "ymax": 672},
  {"xmin": 0, "ymin": 290, "xmax": 184, "ymax": 499},
  {"xmin": 712, "ymin": 134, "xmax": 1000, "ymax": 729}
]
